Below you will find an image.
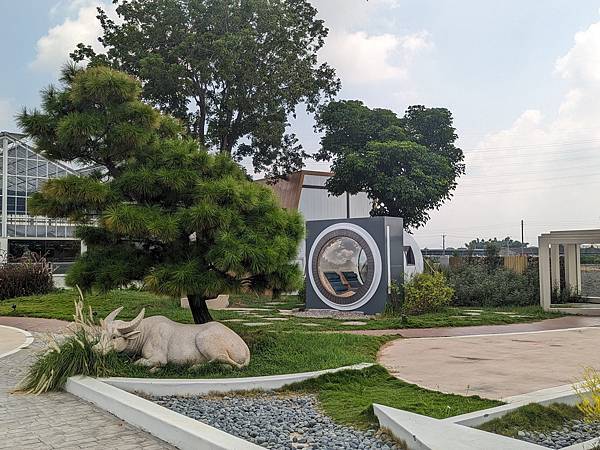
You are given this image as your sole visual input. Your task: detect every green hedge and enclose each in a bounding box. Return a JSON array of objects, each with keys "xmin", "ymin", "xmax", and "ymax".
[{"xmin": 447, "ymin": 260, "xmax": 539, "ymax": 307}]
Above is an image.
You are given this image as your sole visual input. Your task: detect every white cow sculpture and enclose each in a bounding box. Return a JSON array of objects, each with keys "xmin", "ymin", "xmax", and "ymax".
[{"xmin": 93, "ymin": 307, "xmax": 251, "ymax": 370}]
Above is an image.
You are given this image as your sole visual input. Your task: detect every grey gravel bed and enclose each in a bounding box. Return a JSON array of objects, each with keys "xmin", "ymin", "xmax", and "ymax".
[
  {"xmin": 151, "ymin": 393, "xmax": 401, "ymax": 450},
  {"xmin": 518, "ymin": 419, "xmax": 600, "ymax": 449}
]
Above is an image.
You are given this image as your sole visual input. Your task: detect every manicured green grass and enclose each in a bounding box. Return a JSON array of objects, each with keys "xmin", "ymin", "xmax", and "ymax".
[
  {"xmin": 282, "ymin": 365, "xmax": 502, "ymax": 428},
  {"xmin": 478, "ymin": 403, "xmax": 583, "ymax": 438},
  {"xmin": 0, "ymin": 289, "xmax": 561, "ymax": 332},
  {"xmin": 105, "ymin": 330, "xmax": 388, "ymax": 379}
]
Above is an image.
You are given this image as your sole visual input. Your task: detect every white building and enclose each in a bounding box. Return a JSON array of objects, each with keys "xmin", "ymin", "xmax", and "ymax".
[
  {"xmin": 259, "ymin": 170, "xmax": 423, "ymax": 276},
  {"xmin": 0, "ymin": 132, "xmax": 82, "ymax": 273}
]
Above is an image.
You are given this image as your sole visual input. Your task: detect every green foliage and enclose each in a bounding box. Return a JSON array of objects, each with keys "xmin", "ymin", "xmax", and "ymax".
[
  {"xmin": 448, "ymin": 261, "xmax": 540, "ymax": 307},
  {"xmin": 18, "ymin": 66, "xmax": 304, "ymax": 321},
  {"xmin": 0, "ymin": 255, "xmax": 53, "ymax": 300},
  {"xmin": 284, "ymin": 365, "xmax": 501, "ymax": 428},
  {"xmin": 316, "ymin": 100, "xmax": 464, "ymax": 228},
  {"xmin": 385, "ymin": 280, "xmax": 404, "ymax": 315},
  {"xmin": 403, "ymin": 272, "xmax": 454, "ymax": 315},
  {"xmin": 466, "ymin": 237, "xmax": 529, "ymax": 251},
  {"xmin": 71, "ymin": 0, "xmax": 340, "ymax": 177},
  {"xmin": 478, "ymin": 403, "xmax": 582, "ymax": 438}
]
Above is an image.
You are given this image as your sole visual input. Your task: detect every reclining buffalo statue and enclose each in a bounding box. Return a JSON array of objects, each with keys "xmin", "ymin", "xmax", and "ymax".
[{"xmin": 93, "ymin": 307, "xmax": 250, "ymax": 370}]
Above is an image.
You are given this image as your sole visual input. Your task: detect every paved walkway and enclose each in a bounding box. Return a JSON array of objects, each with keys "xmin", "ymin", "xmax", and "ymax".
[
  {"xmin": 343, "ymin": 315, "xmax": 600, "ymax": 337},
  {"xmin": 0, "ymin": 332, "xmax": 174, "ymax": 450},
  {"xmin": 0, "ymin": 316, "xmax": 70, "ymax": 333},
  {"xmin": 0, "ymin": 326, "xmax": 28, "ymax": 358},
  {"xmin": 379, "ymin": 327, "xmax": 600, "ymax": 401}
]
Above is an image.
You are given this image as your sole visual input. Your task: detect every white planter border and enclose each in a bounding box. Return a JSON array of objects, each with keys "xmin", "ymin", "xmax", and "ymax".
[
  {"xmin": 101, "ymin": 362, "xmax": 373, "ymax": 396},
  {"xmin": 66, "ymin": 363, "xmax": 373, "ymax": 449},
  {"xmin": 375, "ymin": 383, "xmax": 596, "ymax": 450},
  {"xmin": 0, "ymin": 325, "xmax": 34, "ymax": 359},
  {"xmin": 66, "ymin": 376, "xmax": 264, "ymax": 450}
]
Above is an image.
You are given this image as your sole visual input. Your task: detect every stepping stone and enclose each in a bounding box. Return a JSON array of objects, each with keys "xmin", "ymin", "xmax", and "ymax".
[
  {"xmin": 449, "ymin": 316, "xmax": 470, "ymax": 319},
  {"xmin": 299, "ymin": 323, "xmax": 322, "ymax": 327},
  {"xmin": 265, "ymin": 302, "xmax": 284, "ymax": 306},
  {"xmin": 265, "ymin": 317, "xmax": 289, "ymax": 321},
  {"xmin": 495, "ymin": 312, "xmax": 518, "ymax": 315},
  {"xmin": 463, "ymin": 312, "xmax": 481, "ymax": 316},
  {"xmin": 278, "ymin": 310, "xmax": 295, "ymax": 315},
  {"xmin": 464, "ymin": 309, "xmax": 483, "ymax": 312},
  {"xmin": 242, "ymin": 322, "xmax": 272, "ymax": 327},
  {"xmin": 227, "ymin": 307, "xmax": 272, "ymax": 311},
  {"xmin": 341, "ymin": 321, "xmax": 368, "ymax": 326},
  {"xmin": 222, "ymin": 319, "xmax": 244, "ymax": 322}
]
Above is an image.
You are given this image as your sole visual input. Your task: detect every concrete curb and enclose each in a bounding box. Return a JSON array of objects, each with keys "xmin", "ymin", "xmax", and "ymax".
[
  {"xmin": 65, "ymin": 376, "xmax": 264, "ymax": 450},
  {"xmin": 101, "ymin": 363, "xmax": 374, "ymax": 396},
  {"xmin": 374, "ymin": 404, "xmax": 546, "ymax": 450},
  {"xmin": 0, "ymin": 325, "xmax": 34, "ymax": 359}
]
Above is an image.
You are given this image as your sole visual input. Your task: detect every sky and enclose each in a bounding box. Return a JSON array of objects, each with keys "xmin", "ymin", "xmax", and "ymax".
[{"xmin": 2, "ymin": 0, "xmax": 600, "ymax": 249}]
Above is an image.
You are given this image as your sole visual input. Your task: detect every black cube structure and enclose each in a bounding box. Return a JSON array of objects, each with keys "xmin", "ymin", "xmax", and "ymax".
[{"xmin": 305, "ymin": 217, "xmax": 404, "ymax": 314}]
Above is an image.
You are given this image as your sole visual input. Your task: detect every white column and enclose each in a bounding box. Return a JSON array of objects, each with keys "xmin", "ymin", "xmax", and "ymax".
[
  {"xmin": 0, "ymin": 237, "xmax": 7, "ymax": 263},
  {"xmin": 1, "ymin": 135, "xmax": 8, "ymax": 239},
  {"xmin": 539, "ymin": 236, "xmax": 551, "ymax": 310},
  {"xmin": 576, "ymin": 244, "xmax": 582, "ymax": 293},
  {"xmin": 564, "ymin": 243, "xmax": 579, "ymax": 294},
  {"xmin": 550, "ymin": 244, "xmax": 561, "ymax": 292}
]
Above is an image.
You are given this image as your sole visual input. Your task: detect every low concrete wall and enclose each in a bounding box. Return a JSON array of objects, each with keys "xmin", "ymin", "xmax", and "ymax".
[
  {"xmin": 65, "ymin": 376, "xmax": 264, "ymax": 450},
  {"xmin": 102, "ymin": 363, "xmax": 373, "ymax": 396}
]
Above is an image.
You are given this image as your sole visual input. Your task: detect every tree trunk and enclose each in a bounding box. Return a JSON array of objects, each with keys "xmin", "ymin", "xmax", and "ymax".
[{"xmin": 187, "ymin": 294, "xmax": 213, "ymax": 324}]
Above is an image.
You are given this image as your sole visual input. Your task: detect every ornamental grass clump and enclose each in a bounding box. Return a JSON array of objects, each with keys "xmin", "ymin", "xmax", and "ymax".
[
  {"xmin": 19, "ymin": 289, "xmax": 116, "ymax": 394},
  {"xmin": 0, "ymin": 253, "xmax": 54, "ymax": 301}
]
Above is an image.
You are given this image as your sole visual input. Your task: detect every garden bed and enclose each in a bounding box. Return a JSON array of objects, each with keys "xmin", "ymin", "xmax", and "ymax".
[
  {"xmin": 151, "ymin": 392, "xmax": 400, "ymax": 450},
  {"xmin": 478, "ymin": 403, "xmax": 600, "ymax": 449}
]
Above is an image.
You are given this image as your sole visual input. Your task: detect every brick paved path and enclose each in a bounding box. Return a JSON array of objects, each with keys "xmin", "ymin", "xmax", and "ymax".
[{"xmin": 0, "ymin": 336, "xmax": 175, "ymax": 450}]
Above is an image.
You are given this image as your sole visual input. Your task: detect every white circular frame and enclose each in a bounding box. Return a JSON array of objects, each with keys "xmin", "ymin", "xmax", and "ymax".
[{"xmin": 308, "ymin": 223, "xmax": 382, "ymax": 311}]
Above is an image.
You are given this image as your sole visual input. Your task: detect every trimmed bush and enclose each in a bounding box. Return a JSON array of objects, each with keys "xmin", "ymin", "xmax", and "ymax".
[
  {"xmin": 447, "ymin": 260, "xmax": 539, "ymax": 307},
  {"xmin": 0, "ymin": 255, "xmax": 54, "ymax": 301},
  {"xmin": 403, "ymin": 272, "xmax": 454, "ymax": 315}
]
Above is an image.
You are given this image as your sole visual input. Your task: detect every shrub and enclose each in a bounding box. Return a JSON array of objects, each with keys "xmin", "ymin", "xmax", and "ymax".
[
  {"xmin": 0, "ymin": 254, "xmax": 54, "ymax": 301},
  {"xmin": 19, "ymin": 298, "xmax": 109, "ymax": 394},
  {"xmin": 403, "ymin": 272, "xmax": 454, "ymax": 315},
  {"xmin": 575, "ymin": 367, "xmax": 600, "ymax": 422},
  {"xmin": 447, "ymin": 260, "xmax": 539, "ymax": 307}
]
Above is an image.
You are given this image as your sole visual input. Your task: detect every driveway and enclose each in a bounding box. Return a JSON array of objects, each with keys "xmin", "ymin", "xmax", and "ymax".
[{"xmin": 379, "ymin": 327, "xmax": 600, "ymax": 400}]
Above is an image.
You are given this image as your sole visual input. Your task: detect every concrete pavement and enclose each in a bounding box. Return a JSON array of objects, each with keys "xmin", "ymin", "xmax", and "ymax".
[{"xmin": 379, "ymin": 327, "xmax": 600, "ymax": 400}]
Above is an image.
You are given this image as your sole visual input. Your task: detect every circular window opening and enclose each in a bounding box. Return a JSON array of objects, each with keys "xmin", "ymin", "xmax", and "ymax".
[{"xmin": 316, "ymin": 235, "xmax": 372, "ymax": 304}]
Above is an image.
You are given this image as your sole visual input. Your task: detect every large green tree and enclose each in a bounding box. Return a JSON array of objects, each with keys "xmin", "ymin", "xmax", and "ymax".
[
  {"xmin": 316, "ymin": 100, "xmax": 465, "ymax": 229},
  {"xmin": 18, "ymin": 66, "xmax": 304, "ymax": 324},
  {"xmin": 72, "ymin": 0, "xmax": 340, "ymax": 177}
]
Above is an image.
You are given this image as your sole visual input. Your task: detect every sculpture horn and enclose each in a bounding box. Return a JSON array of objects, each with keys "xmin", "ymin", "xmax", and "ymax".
[
  {"xmin": 104, "ymin": 306, "xmax": 124, "ymax": 324},
  {"xmin": 117, "ymin": 308, "xmax": 145, "ymax": 334}
]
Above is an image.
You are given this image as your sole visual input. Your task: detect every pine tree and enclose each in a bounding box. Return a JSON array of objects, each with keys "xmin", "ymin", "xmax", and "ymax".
[{"xmin": 18, "ymin": 66, "xmax": 304, "ymax": 323}]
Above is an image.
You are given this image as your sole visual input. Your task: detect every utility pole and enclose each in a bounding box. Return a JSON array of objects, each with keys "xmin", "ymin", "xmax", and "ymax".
[
  {"xmin": 442, "ymin": 234, "xmax": 446, "ymax": 256},
  {"xmin": 521, "ymin": 220, "xmax": 525, "ymax": 256}
]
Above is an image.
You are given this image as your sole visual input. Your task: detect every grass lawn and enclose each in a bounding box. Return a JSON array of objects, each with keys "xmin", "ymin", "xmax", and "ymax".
[
  {"xmin": 282, "ymin": 365, "xmax": 502, "ymax": 428},
  {"xmin": 0, "ymin": 289, "xmax": 562, "ymax": 332},
  {"xmin": 104, "ymin": 330, "xmax": 388, "ymax": 379},
  {"xmin": 477, "ymin": 403, "xmax": 583, "ymax": 438}
]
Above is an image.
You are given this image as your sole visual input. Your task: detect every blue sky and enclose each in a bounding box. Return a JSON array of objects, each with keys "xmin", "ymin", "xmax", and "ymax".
[{"xmin": 2, "ymin": 0, "xmax": 600, "ymax": 248}]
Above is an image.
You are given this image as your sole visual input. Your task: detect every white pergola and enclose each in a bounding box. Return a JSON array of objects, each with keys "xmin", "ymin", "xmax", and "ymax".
[{"xmin": 538, "ymin": 229, "xmax": 600, "ymax": 310}]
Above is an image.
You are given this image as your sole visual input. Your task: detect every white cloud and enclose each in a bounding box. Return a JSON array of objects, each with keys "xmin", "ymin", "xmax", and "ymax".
[
  {"xmin": 31, "ymin": 1, "xmax": 113, "ymax": 73},
  {"xmin": 414, "ymin": 15, "xmax": 600, "ymax": 248},
  {"xmin": 321, "ymin": 30, "xmax": 432, "ymax": 84}
]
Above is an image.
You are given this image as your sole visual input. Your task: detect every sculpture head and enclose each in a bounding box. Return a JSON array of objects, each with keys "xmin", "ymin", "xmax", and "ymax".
[{"xmin": 93, "ymin": 307, "xmax": 145, "ymax": 355}]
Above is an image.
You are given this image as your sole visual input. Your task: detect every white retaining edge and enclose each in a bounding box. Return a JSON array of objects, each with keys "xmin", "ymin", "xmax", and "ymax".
[
  {"xmin": 0, "ymin": 325, "xmax": 34, "ymax": 359},
  {"xmin": 100, "ymin": 362, "xmax": 374, "ymax": 396},
  {"xmin": 447, "ymin": 384, "xmax": 588, "ymax": 428},
  {"xmin": 65, "ymin": 376, "xmax": 264, "ymax": 450},
  {"xmin": 562, "ymin": 436, "xmax": 600, "ymax": 450},
  {"xmin": 373, "ymin": 404, "xmax": 546, "ymax": 450}
]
